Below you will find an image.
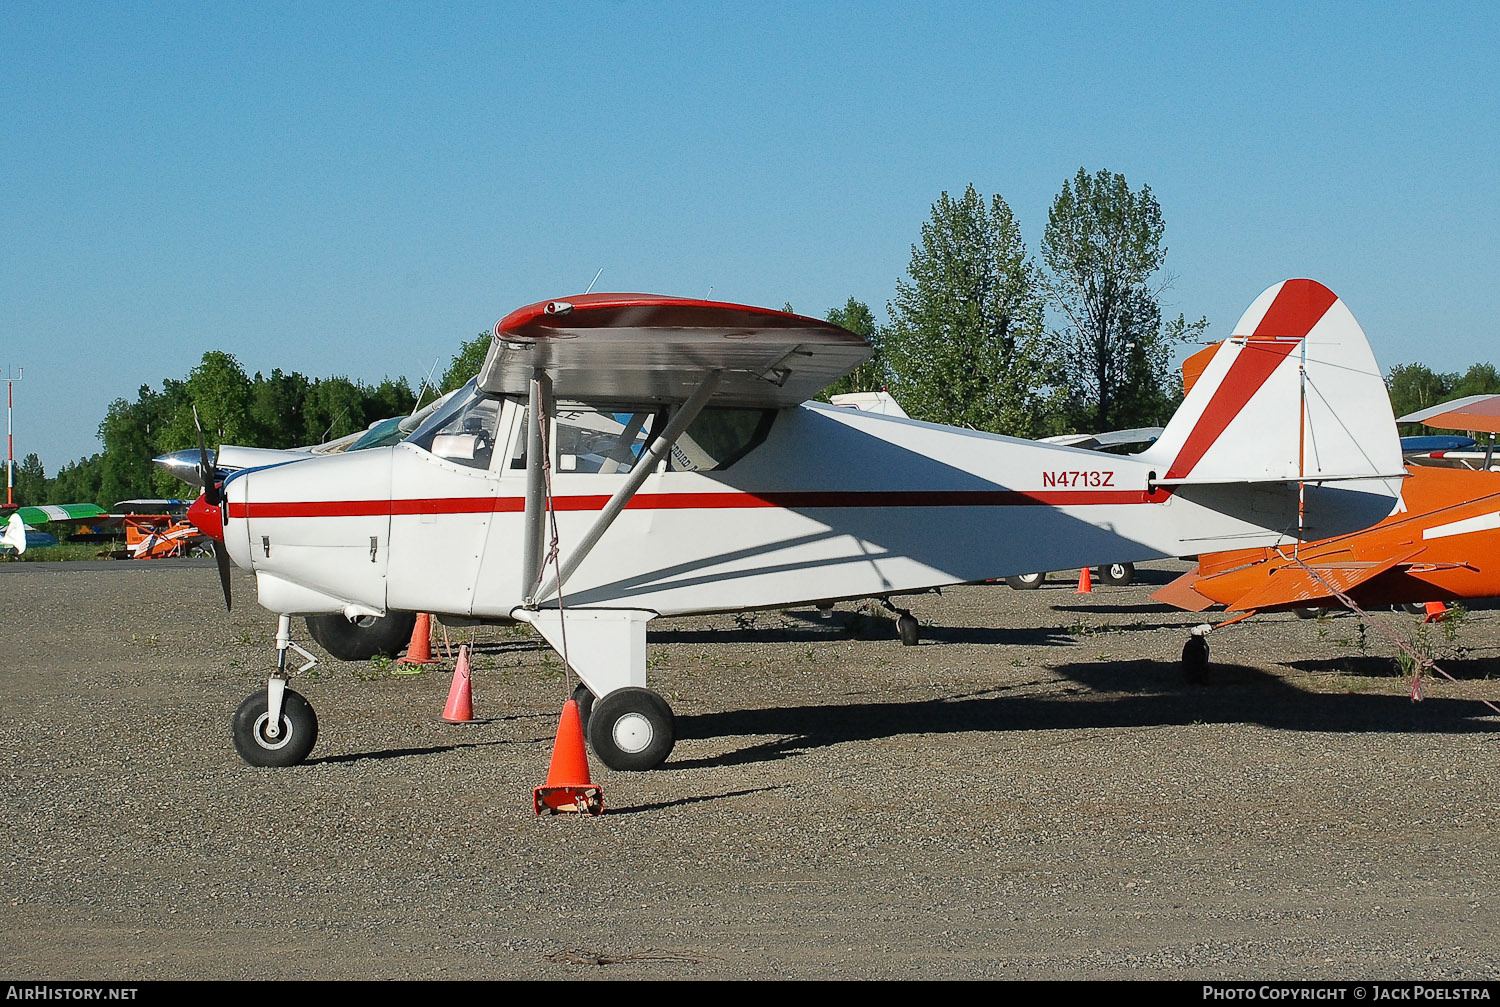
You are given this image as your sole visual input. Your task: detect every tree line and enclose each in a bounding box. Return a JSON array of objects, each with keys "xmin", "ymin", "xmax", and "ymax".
[{"xmin": 14, "ymin": 167, "xmax": 1496, "ymax": 509}]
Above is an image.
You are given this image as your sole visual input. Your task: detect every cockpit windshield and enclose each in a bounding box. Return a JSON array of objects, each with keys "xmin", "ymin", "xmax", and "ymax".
[{"xmin": 404, "ymin": 378, "xmax": 503, "ymax": 469}]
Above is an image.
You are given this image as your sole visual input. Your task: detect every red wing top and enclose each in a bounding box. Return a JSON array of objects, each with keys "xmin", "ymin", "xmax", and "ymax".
[
  {"xmin": 1399, "ymin": 394, "xmax": 1500, "ymax": 435},
  {"xmin": 478, "ymin": 294, "xmax": 873, "ymax": 406}
]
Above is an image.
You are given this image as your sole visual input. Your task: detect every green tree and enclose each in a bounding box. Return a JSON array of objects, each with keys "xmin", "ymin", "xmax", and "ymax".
[
  {"xmin": 883, "ymin": 184, "xmax": 1059, "ymax": 435},
  {"xmin": 303, "ymin": 377, "xmax": 368, "ymax": 444},
  {"xmin": 12, "ymin": 453, "xmax": 47, "ymax": 505},
  {"xmin": 1451, "ymin": 362, "xmax": 1500, "ymax": 399},
  {"xmin": 440, "ymin": 332, "xmax": 492, "ymax": 392},
  {"xmin": 51, "ymin": 455, "xmax": 104, "ymax": 507},
  {"xmin": 1386, "ymin": 362, "xmax": 1454, "ymax": 434},
  {"xmin": 247, "ymin": 369, "xmax": 312, "ymax": 448},
  {"xmin": 818, "ymin": 298, "xmax": 884, "ymax": 400},
  {"xmin": 1041, "ymin": 167, "xmax": 1201, "ymax": 431}
]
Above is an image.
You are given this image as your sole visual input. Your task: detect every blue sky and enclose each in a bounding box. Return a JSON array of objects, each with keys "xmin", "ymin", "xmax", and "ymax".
[{"xmin": 5, "ymin": 2, "xmax": 1498, "ymax": 473}]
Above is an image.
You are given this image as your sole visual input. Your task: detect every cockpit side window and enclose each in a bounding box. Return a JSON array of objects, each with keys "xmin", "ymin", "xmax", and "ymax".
[
  {"xmin": 667, "ymin": 408, "xmax": 776, "ymax": 472},
  {"xmin": 501, "ymin": 402, "xmax": 777, "ymax": 474},
  {"xmin": 553, "ymin": 406, "xmax": 664, "ymax": 473}
]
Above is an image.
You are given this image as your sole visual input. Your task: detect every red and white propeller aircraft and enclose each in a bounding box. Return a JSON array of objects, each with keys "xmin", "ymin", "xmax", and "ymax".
[{"xmin": 186, "ymin": 279, "xmax": 1404, "ymax": 771}]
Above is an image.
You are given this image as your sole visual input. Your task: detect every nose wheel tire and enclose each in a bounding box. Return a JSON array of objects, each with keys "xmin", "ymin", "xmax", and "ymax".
[
  {"xmin": 1097, "ymin": 562, "xmax": 1135, "ymax": 587},
  {"xmin": 232, "ymin": 688, "xmax": 319, "ymax": 767},
  {"xmin": 586, "ymin": 687, "xmax": 675, "ymax": 771},
  {"xmin": 1005, "ymin": 572, "xmax": 1045, "ymax": 590}
]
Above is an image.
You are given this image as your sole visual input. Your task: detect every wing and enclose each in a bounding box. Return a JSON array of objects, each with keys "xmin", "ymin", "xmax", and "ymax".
[
  {"xmin": 1399, "ymin": 394, "xmax": 1500, "ymax": 435},
  {"xmin": 477, "ymin": 294, "xmax": 873, "ymax": 407},
  {"xmin": 7, "ymin": 503, "xmax": 108, "ymax": 524},
  {"xmin": 1223, "ymin": 549, "xmax": 1423, "ymax": 611}
]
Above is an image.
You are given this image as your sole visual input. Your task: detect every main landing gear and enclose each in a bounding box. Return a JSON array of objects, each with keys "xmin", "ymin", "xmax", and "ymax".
[
  {"xmin": 585, "ymin": 686, "xmax": 676, "ymax": 772},
  {"xmin": 232, "ymin": 615, "xmax": 322, "ymax": 767}
]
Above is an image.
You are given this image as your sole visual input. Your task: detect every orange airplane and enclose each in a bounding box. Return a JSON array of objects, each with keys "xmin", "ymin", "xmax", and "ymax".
[{"xmin": 1153, "ymin": 385, "xmax": 1500, "ymax": 673}]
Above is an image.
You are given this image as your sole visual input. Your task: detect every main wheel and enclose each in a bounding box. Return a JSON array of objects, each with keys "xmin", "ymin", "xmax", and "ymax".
[
  {"xmin": 897, "ymin": 613, "xmax": 919, "ymax": 646},
  {"xmin": 1006, "ymin": 572, "xmax": 1046, "ymax": 590},
  {"xmin": 306, "ymin": 611, "xmax": 417, "ymax": 661},
  {"xmin": 1097, "ymin": 562, "xmax": 1135, "ymax": 587},
  {"xmin": 586, "ymin": 687, "xmax": 675, "ymax": 771},
  {"xmin": 571, "ymin": 681, "xmax": 596, "ymax": 731},
  {"xmin": 1293, "ymin": 607, "xmax": 1321, "ymax": 620},
  {"xmin": 1182, "ymin": 636, "xmax": 1210, "ymax": 683},
  {"xmin": 232, "ymin": 688, "xmax": 319, "ymax": 767}
]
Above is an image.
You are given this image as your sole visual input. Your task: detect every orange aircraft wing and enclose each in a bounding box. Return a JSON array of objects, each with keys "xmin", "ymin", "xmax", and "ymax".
[{"xmin": 1224, "ymin": 548, "xmax": 1424, "ymax": 611}]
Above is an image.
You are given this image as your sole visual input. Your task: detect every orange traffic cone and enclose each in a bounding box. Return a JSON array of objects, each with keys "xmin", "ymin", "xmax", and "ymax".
[
  {"xmin": 1423, "ymin": 601, "xmax": 1449, "ymax": 623},
  {"xmin": 533, "ymin": 699, "xmax": 603, "ymax": 816},
  {"xmin": 397, "ymin": 613, "xmax": 441, "ymax": 665},
  {"xmin": 441, "ymin": 644, "xmax": 474, "ymax": 723},
  {"xmin": 1076, "ymin": 566, "xmax": 1093, "ymax": 594}
]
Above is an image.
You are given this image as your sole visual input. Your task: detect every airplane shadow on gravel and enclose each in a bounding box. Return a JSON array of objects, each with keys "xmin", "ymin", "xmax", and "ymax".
[{"xmin": 671, "ymin": 660, "xmax": 1500, "ymax": 770}]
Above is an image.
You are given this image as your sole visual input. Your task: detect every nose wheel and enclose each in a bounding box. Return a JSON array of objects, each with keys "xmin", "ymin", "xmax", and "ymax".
[{"xmin": 232, "ymin": 688, "xmax": 319, "ymax": 767}]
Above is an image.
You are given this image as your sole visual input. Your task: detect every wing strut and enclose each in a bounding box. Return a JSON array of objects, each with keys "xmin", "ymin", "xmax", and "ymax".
[
  {"xmin": 520, "ymin": 369, "xmax": 552, "ymax": 599},
  {"xmin": 525, "ymin": 369, "xmax": 723, "ymax": 607}
]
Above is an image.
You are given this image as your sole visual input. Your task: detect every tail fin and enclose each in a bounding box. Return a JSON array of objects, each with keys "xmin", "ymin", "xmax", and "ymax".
[
  {"xmin": 2, "ymin": 513, "xmax": 28, "ymax": 555},
  {"xmin": 1137, "ymin": 279, "xmax": 1403, "ymax": 487}
]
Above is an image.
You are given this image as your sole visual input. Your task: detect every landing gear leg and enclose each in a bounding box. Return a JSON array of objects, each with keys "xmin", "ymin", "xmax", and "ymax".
[
  {"xmin": 880, "ymin": 598, "xmax": 920, "ymax": 646},
  {"xmin": 232, "ymin": 615, "xmax": 321, "ymax": 767}
]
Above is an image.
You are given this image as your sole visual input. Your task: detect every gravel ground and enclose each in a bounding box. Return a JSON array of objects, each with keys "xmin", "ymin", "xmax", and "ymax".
[{"xmin": 1, "ymin": 558, "xmax": 1498, "ymax": 980}]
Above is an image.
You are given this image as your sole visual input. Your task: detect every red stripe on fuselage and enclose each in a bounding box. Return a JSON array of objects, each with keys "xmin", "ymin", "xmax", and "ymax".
[
  {"xmin": 1163, "ymin": 280, "xmax": 1338, "ymax": 481},
  {"xmin": 224, "ymin": 487, "xmax": 1153, "ymax": 521}
]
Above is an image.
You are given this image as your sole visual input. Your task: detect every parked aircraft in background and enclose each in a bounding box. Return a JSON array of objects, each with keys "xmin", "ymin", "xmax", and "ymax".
[
  {"xmin": 1156, "ymin": 391, "xmax": 1500, "ymax": 672},
  {"xmin": 183, "ymin": 280, "xmax": 1403, "ymax": 772},
  {"xmin": 0, "ymin": 503, "xmax": 108, "ymax": 554}
]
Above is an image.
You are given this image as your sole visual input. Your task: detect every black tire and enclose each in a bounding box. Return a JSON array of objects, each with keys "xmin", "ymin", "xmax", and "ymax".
[
  {"xmin": 1182, "ymin": 636, "xmax": 1210, "ymax": 683},
  {"xmin": 1293, "ymin": 607, "xmax": 1321, "ymax": 620},
  {"xmin": 897, "ymin": 613, "xmax": 919, "ymax": 647},
  {"xmin": 1097, "ymin": 562, "xmax": 1135, "ymax": 587},
  {"xmin": 586, "ymin": 687, "xmax": 675, "ymax": 771},
  {"xmin": 1401, "ymin": 603, "xmax": 1426, "ymax": 615},
  {"xmin": 571, "ymin": 681, "xmax": 596, "ymax": 732},
  {"xmin": 232, "ymin": 688, "xmax": 318, "ymax": 767},
  {"xmin": 305, "ymin": 611, "xmax": 417, "ymax": 661},
  {"xmin": 1006, "ymin": 572, "xmax": 1046, "ymax": 590}
]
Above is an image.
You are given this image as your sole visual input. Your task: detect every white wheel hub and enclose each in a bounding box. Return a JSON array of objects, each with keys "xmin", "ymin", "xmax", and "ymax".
[
  {"xmin": 611, "ymin": 712, "xmax": 654, "ymax": 754},
  {"xmin": 252, "ymin": 713, "xmax": 293, "ymax": 750}
]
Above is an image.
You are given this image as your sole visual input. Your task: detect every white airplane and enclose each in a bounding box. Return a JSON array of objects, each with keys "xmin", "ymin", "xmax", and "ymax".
[{"xmin": 185, "ymin": 280, "xmax": 1405, "ymax": 771}]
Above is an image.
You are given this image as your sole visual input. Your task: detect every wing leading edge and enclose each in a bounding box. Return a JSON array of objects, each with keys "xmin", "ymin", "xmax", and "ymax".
[{"xmin": 478, "ymin": 294, "xmax": 872, "ymax": 407}]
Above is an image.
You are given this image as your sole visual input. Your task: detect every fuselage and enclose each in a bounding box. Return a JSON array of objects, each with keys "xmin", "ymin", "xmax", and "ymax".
[{"xmin": 213, "ymin": 389, "xmax": 1398, "ymax": 621}]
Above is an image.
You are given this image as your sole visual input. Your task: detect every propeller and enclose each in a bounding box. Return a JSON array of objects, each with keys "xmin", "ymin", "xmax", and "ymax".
[{"xmin": 191, "ymin": 406, "xmax": 234, "ymax": 611}]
